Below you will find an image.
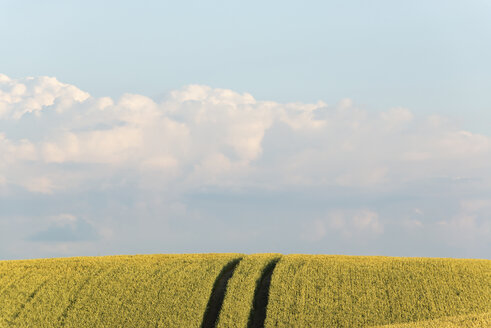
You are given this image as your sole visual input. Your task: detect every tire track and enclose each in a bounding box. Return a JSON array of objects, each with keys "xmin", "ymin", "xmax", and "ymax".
[
  {"xmin": 201, "ymin": 258, "xmax": 242, "ymax": 328},
  {"xmin": 0, "ymin": 271, "xmax": 33, "ymax": 298},
  {"xmin": 8, "ymin": 278, "xmax": 49, "ymax": 323},
  {"xmin": 247, "ymin": 257, "xmax": 280, "ymax": 328},
  {"xmin": 59, "ymin": 267, "xmax": 105, "ymax": 326}
]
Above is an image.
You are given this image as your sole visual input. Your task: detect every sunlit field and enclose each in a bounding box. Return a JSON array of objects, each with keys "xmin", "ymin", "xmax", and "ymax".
[{"xmin": 0, "ymin": 254, "xmax": 489, "ymax": 327}]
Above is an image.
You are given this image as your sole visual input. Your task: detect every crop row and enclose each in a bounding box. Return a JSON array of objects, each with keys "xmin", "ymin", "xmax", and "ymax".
[
  {"xmin": 0, "ymin": 254, "xmax": 241, "ymax": 327},
  {"xmin": 266, "ymin": 255, "xmax": 491, "ymax": 327},
  {"xmin": 372, "ymin": 311, "xmax": 491, "ymax": 328},
  {"xmin": 0, "ymin": 254, "xmax": 490, "ymax": 327}
]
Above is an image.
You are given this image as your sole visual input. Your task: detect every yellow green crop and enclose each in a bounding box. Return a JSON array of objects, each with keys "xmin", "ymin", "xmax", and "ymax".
[
  {"xmin": 372, "ymin": 311, "xmax": 491, "ymax": 328},
  {"xmin": 0, "ymin": 254, "xmax": 489, "ymax": 327},
  {"xmin": 217, "ymin": 253, "xmax": 280, "ymax": 328},
  {"xmin": 265, "ymin": 255, "xmax": 491, "ymax": 328},
  {"xmin": 0, "ymin": 254, "xmax": 241, "ymax": 327}
]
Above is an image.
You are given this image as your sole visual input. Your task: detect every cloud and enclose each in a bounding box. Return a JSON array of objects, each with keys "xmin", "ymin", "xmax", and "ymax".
[
  {"xmin": 351, "ymin": 210, "xmax": 384, "ymax": 234},
  {"xmin": 302, "ymin": 209, "xmax": 383, "ymax": 242},
  {"xmin": 0, "ymin": 74, "xmax": 89, "ymax": 119},
  {"xmin": 2, "ymin": 74, "xmax": 490, "ymax": 195},
  {"xmin": 436, "ymin": 199, "xmax": 491, "ymax": 248},
  {"xmin": 0, "ymin": 74, "xmax": 490, "ymax": 259},
  {"xmin": 24, "ymin": 177, "xmax": 56, "ymax": 194},
  {"xmin": 29, "ymin": 214, "xmax": 99, "ymax": 243}
]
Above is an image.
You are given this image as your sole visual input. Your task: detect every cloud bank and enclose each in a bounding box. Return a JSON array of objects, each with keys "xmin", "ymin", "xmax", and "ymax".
[{"xmin": 1, "ymin": 74, "xmax": 490, "ymax": 259}]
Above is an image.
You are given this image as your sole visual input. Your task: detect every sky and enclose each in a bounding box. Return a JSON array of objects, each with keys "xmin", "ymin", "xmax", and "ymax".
[{"xmin": 0, "ymin": 1, "xmax": 490, "ymax": 260}]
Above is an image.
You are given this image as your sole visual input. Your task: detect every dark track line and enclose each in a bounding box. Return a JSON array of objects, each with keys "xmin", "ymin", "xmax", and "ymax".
[
  {"xmin": 201, "ymin": 258, "xmax": 242, "ymax": 328},
  {"xmin": 9, "ymin": 278, "xmax": 49, "ymax": 323},
  {"xmin": 59, "ymin": 267, "xmax": 105, "ymax": 326},
  {"xmin": 247, "ymin": 257, "xmax": 280, "ymax": 328},
  {"xmin": 0, "ymin": 271, "xmax": 33, "ymax": 298}
]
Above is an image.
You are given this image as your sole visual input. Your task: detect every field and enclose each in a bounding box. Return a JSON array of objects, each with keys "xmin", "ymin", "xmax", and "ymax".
[
  {"xmin": 0, "ymin": 254, "xmax": 489, "ymax": 327},
  {"xmin": 374, "ymin": 311, "xmax": 491, "ymax": 328},
  {"xmin": 217, "ymin": 253, "xmax": 281, "ymax": 327},
  {"xmin": 0, "ymin": 254, "xmax": 241, "ymax": 327},
  {"xmin": 266, "ymin": 255, "xmax": 490, "ymax": 328}
]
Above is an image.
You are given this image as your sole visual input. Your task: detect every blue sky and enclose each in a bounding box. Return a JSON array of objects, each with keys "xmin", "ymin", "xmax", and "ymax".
[
  {"xmin": 2, "ymin": 0, "xmax": 491, "ymax": 133},
  {"xmin": 1, "ymin": 1, "xmax": 490, "ymax": 259}
]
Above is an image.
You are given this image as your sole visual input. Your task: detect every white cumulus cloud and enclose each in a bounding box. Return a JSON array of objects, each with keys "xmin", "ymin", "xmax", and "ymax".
[
  {"xmin": 1, "ymin": 74, "xmax": 490, "ymax": 259},
  {"xmin": 1, "ymin": 74, "xmax": 490, "ymax": 196}
]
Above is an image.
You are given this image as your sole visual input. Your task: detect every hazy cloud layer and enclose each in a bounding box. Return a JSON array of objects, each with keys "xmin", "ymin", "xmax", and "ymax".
[{"xmin": 1, "ymin": 74, "xmax": 490, "ymax": 259}]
